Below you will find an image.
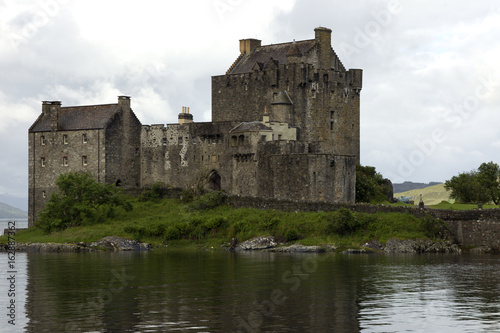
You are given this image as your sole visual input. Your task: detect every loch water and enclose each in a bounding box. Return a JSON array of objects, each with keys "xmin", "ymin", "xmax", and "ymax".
[{"xmin": 1, "ymin": 249, "xmax": 500, "ymax": 332}]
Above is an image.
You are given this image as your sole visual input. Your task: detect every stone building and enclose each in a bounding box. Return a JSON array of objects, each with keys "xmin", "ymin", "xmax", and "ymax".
[{"xmin": 28, "ymin": 27, "xmax": 362, "ymax": 226}]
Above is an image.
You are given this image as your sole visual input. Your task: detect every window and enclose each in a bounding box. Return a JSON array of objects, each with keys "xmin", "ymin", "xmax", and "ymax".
[
  {"xmin": 42, "ymin": 191, "xmax": 46, "ymax": 198},
  {"xmin": 41, "ymin": 157, "xmax": 46, "ymax": 167},
  {"xmin": 63, "ymin": 135, "xmax": 68, "ymax": 144},
  {"xmin": 82, "ymin": 156, "xmax": 88, "ymax": 166},
  {"xmin": 41, "ymin": 136, "xmax": 46, "ymax": 145},
  {"xmin": 231, "ymin": 136, "xmax": 237, "ymax": 147},
  {"xmin": 63, "ymin": 156, "xmax": 68, "ymax": 166},
  {"xmin": 330, "ymin": 121, "xmax": 334, "ymax": 131},
  {"xmin": 82, "ymin": 133, "xmax": 88, "ymax": 144},
  {"xmin": 278, "ymin": 134, "xmax": 282, "ymax": 140},
  {"xmin": 162, "ymin": 138, "xmax": 167, "ymax": 146}
]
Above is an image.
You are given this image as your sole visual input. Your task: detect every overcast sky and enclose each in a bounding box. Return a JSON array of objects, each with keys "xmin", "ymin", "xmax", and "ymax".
[{"xmin": 1, "ymin": 0, "xmax": 499, "ymax": 200}]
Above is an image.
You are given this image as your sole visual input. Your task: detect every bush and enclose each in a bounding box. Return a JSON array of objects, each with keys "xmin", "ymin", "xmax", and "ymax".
[
  {"xmin": 421, "ymin": 214, "xmax": 448, "ymax": 238},
  {"xmin": 36, "ymin": 172, "xmax": 132, "ymax": 233},
  {"xmin": 327, "ymin": 208, "xmax": 361, "ymax": 236},
  {"xmin": 187, "ymin": 191, "xmax": 226, "ymax": 211},
  {"xmin": 284, "ymin": 229, "xmax": 299, "ymax": 242},
  {"xmin": 138, "ymin": 182, "xmax": 169, "ymax": 202}
]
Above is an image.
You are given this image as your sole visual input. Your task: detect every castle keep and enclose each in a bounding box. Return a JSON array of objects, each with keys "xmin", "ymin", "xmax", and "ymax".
[{"xmin": 28, "ymin": 27, "xmax": 362, "ymax": 226}]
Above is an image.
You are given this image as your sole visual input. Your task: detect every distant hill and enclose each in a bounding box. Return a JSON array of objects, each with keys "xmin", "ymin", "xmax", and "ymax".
[
  {"xmin": 0, "ymin": 201, "xmax": 28, "ymax": 219},
  {"xmin": 393, "ymin": 181, "xmax": 443, "ymax": 193},
  {"xmin": 0, "ymin": 194, "xmax": 28, "ymax": 212},
  {"xmin": 394, "ymin": 183, "xmax": 452, "ymax": 206}
]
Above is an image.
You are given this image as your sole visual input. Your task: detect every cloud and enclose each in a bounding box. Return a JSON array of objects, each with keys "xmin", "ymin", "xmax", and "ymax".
[{"xmin": 1, "ymin": 0, "xmax": 500, "ymax": 199}]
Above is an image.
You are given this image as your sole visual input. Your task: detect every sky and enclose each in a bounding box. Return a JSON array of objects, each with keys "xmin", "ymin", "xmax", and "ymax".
[{"xmin": 1, "ymin": 0, "xmax": 499, "ymax": 202}]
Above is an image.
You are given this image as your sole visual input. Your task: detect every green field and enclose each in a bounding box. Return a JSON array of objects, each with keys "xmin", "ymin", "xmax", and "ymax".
[{"xmin": 394, "ymin": 183, "xmax": 452, "ymax": 206}]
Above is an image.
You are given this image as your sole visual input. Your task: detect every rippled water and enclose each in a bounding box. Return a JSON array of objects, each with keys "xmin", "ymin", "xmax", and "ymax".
[{"xmin": 0, "ymin": 250, "xmax": 499, "ymax": 332}]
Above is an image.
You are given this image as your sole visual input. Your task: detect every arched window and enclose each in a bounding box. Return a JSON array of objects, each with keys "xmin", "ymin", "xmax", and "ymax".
[
  {"xmin": 231, "ymin": 135, "xmax": 237, "ymax": 147},
  {"xmin": 238, "ymin": 135, "xmax": 244, "ymax": 145}
]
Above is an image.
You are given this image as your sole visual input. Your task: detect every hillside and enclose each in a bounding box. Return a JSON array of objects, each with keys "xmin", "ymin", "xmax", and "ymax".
[
  {"xmin": 394, "ymin": 183, "xmax": 452, "ymax": 206},
  {"xmin": 0, "ymin": 201, "xmax": 28, "ymax": 219},
  {"xmin": 393, "ymin": 181, "xmax": 442, "ymax": 193}
]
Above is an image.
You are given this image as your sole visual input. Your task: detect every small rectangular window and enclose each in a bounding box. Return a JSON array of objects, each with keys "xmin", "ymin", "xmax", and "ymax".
[
  {"xmin": 162, "ymin": 138, "xmax": 167, "ymax": 146},
  {"xmin": 178, "ymin": 137, "xmax": 183, "ymax": 145},
  {"xmin": 63, "ymin": 156, "xmax": 68, "ymax": 166},
  {"xmin": 278, "ymin": 134, "xmax": 282, "ymax": 140},
  {"xmin": 41, "ymin": 157, "xmax": 46, "ymax": 167},
  {"xmin": 63, "ymin": 135, "xmax": 68, "ymax": 145},
  {"xmin": 330, "ymin": 121, "xmax": 334, "ymax": 131},
  {"xmin": 82, "ymin": 134, "xmax": 88, "ymax": 144},
  {"xmin": 330, "ymin": 111, "xmax": 334, "ymax": 119},
  {"xmin": 82, "ymin": 156, "xmax": 88, "ymax": 166},
  {"xmin": 41, "ymin": 136, "xmax": 46, "ymax": 146}
]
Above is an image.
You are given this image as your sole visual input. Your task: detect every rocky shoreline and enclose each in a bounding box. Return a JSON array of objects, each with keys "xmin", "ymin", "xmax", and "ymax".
[
  {"xmin": 231, "ymin": 236, "xmax": 463, "ymax": 254},
  {"xmin": 0, "ymin": 235, "xmax": 491, "ymax": 254},
  {"xmin": 0, "ymin": 236, "xmax": 152, "ymax": 253}
]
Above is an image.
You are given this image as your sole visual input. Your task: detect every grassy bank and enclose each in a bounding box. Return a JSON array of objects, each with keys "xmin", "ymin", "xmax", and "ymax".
[{"xmin": 2, "ymin": 193, "xmax": 447, "ymax": 250}]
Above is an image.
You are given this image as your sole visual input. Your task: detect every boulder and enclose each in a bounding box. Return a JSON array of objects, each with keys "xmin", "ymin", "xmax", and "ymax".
[
  {"xmin": 89, "ymin": 236, "xmax": 151, "ymax": 251},
  {"xmin": 384, "ymin": 238, "xmax": 461, "ymax": 254},
  {"xmin": 269, "ymin": 243, "xmax": 325, "ymax": 253},
  {"xmin": 234, "ymin": 236, "xmax": 279, "ymax": 251}
]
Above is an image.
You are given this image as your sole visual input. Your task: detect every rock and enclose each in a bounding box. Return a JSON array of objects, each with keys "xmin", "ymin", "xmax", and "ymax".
[
  {"xmin": 269, "ymin": 243, "xmax": 325, "ymax": 253},
  {"xmin": 89, "ymin": 236, "xmax": 151, "ymax": 251},
  {"xmin": 234, "ymin": 236, "xmax": 279, "ymax": 251},
  {"xmin": 384, "ymin": 238, "xmax": 461, "ymax": 254},
  {"xmin": 470, "ymin": 246, "xmax": 499, "ymax": 254},
  {"xmin": 362, "ymin": 241, "xmax": 384, "ymax": 251},
  {"xmin": 342, "ymin": 248, "xmax": 374, "ymax": 254}
]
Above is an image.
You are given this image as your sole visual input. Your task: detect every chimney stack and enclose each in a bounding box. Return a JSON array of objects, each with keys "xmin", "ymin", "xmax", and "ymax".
[
  {"xmin": 42, "ymin": 101, "xmax": 61, "ymax": 131},
  {"xmin": 178, "ymin": 106, "xmax": 193, "ymax": 124},
  {"xmin": 314, "ymin": 27, "xmax": 332, "ymax": 69},
  {"xmin": 239, "ymin": 38, "xmax": 261, "ymax": 54}
]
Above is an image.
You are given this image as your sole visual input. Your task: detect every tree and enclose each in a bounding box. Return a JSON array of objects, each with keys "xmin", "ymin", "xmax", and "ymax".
[
  {"xmin": 478, "ymin": 162, "xmax": 500, "ymax": 205},
  {"xmin": 444, "ymin": 161, "xmax": 500, "ymax": 204},
  {"xmin": 36, "ymin": 172, "xmax": 132, "ymax": 233},
  {"xmin": 355, "ymin": 165, "xmax": 393, "ymax": 203}
]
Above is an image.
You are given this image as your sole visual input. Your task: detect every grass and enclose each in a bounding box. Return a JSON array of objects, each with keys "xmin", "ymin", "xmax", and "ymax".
[{"xmin": 0, "ymin": 193, "xmax": 449, "ymax": 249}]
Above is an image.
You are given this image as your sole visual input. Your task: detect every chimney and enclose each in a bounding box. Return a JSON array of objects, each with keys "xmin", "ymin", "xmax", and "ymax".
[
  {"xmin": 239, "ymin": 38, "xmax": 261, "ymax": 54},
  {"xmin": 314, "ymin": 27, "xmax": 332, "ymax": 69},
  {"xmin": 118, "ymin": 95, "xmax": 131, "ymax": 109},
  {"xmin": 178, "ymin": 106, "xmax": 193, "ymax": 124},
  {"xmin": 45, "ymin": 101, "xmax": 62, "ymax": 132}
]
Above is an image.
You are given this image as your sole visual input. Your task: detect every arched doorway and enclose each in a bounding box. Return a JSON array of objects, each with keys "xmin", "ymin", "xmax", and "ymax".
[{"xmin": 208, "ymin": 171, "xmax": 221, "ymax": 191}]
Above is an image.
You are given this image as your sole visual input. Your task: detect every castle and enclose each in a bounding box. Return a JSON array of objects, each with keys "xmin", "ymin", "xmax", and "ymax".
[{"xmin": 28, "ymin": 27, "xmax": 362, "ymax": 226}]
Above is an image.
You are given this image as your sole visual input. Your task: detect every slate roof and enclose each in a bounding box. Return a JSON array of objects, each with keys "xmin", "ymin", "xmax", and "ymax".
[
  {"xmin": 229, "ymin": 39, "xmax": 315, "ymax": 75},
  {"xmin": 30, "ymin": 104, "xmax": 121, "ymax": 132},
  {"xmin": 230, "ymin": 121, "xmax": 272, "ymax": 133}
]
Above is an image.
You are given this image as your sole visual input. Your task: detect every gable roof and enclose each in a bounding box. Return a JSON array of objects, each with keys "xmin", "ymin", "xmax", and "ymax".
[
  {"xmin": 229, "ymin": 39, "xmax": 316, "ymax": 75},
  {"xmin": 230, "ymin": 121, "xmax": 272, "ymax": 133},
  {"xmin": 30, "ymin": 104, "xmax": 121, "ymax": 132}
]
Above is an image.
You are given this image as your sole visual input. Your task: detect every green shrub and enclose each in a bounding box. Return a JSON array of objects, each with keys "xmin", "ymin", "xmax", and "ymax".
[
  {"xmin": 138, "ymin": 182, "xmax": 169, "ymax": 202},
  {"xmin": 187, "ymin": 191, "xmax": 226, "ymax": 211},
  {"xmin": 328, "ymin": 208, "xmax": 361, "ymax": 236},
  {"xmin": 259, "ymin": 217, "xmax": 280, "ymax": 231},
  {"xmin": 164, "ymin": 226, "xmax": 181, "ymax": 240},
  {"xmin": 284, "ymin": 229, "xmax": 299, "ymax": 242},
  {"xmin": 37, "ymin": 172, "xmax": 132, "ymax": 233},
  {"xmin": 421, "ymin": 214, "xmax": 448, "ymax": 238}
]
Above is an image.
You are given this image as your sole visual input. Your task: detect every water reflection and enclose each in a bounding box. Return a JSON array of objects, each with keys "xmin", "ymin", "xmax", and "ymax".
[{"xmin": 14, "ymin": 251, "xmax": 500, "ymax": 332}]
